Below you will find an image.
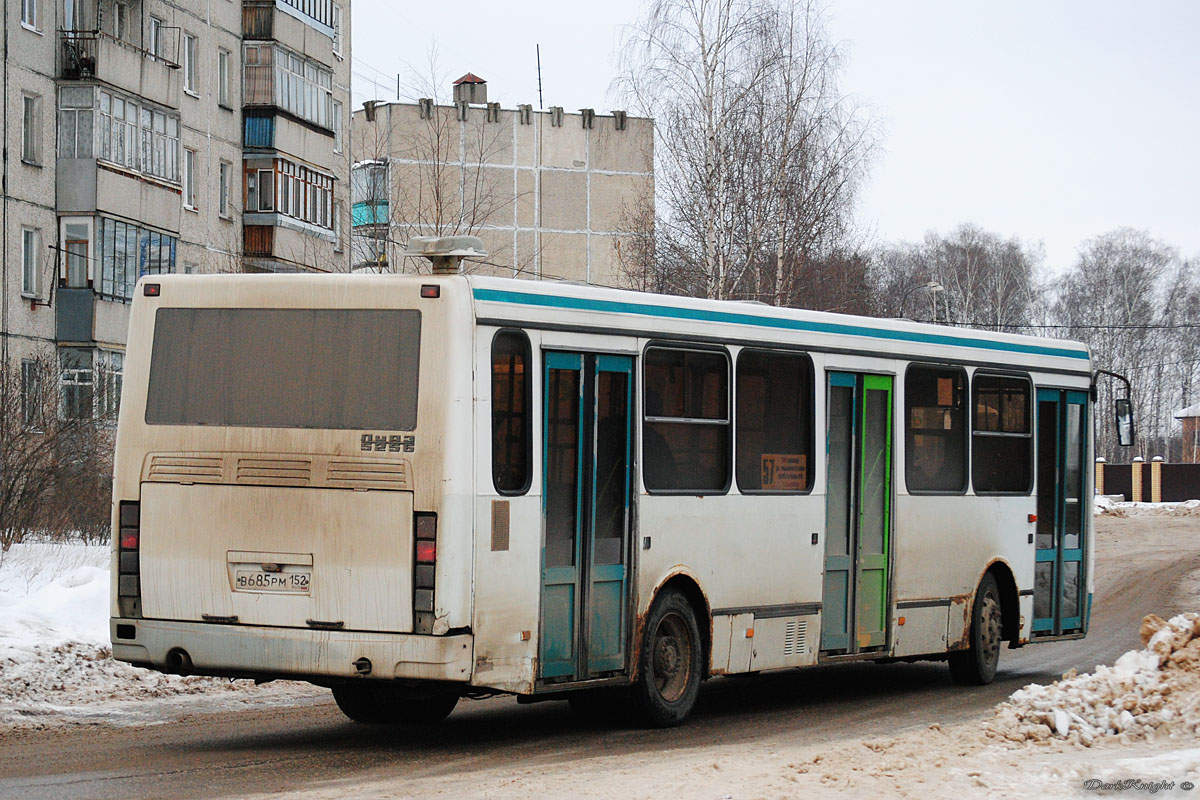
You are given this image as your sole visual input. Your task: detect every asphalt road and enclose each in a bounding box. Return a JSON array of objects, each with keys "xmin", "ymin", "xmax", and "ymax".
[{"xmin": 0, "ymin": 514, "xmax": 1194, "ymax": 800}]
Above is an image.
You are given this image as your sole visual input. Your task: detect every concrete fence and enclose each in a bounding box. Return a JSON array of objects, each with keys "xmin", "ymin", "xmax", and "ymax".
[{"xmin": 1096, "ymin": 457, "xmax": 1200, "ymax": 502}]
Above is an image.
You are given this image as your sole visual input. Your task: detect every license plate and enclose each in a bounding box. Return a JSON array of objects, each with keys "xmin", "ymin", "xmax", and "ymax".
[{"xmin": 233, "ymin": 568, "xmax": 311, "ymax": 595}]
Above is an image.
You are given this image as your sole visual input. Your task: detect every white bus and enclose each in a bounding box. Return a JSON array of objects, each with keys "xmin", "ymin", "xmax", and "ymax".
[{"xmin": 110, "ymin": 245, "xmax": 1106, "ymax": 727}]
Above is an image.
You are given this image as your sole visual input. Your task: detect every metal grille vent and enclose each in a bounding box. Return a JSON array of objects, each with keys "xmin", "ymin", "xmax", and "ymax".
[
  {"xmin": 147, "ymin": 455, "xmax": 222, "ymax": 483},
  {"xmin": 784, "ymin": 620, "xmax": 807, "ymax": 657},
  {"xmin": 491, "ymin": 500, "xmax": 510, "ymax": 552},
  {"xmin": 326, "ymin": 459, "xmax": 409, "ymax": 490},
  {"xmin": 236, "ymin": 457, "xmax": 312, "ymax": 486}
]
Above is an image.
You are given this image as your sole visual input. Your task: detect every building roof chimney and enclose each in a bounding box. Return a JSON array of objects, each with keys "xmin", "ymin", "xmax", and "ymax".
[{"xmin": 453, "ymin": 73, "xmax": 487, "ymax": 105}]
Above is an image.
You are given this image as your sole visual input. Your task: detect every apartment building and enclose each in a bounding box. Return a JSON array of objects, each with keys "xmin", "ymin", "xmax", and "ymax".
[
  {"xmin": 0, "ymin": 0, "xmax": 351, "ymax": 419},
  {"xmin": 349, "ymin": 75, "xmax": 654, "ymax": 288}
]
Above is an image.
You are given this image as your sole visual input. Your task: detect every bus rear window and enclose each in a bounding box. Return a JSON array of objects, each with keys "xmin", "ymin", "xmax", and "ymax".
[{"xmin": 145, "ymin": 308, "xmax": 420, "ymax": 430}]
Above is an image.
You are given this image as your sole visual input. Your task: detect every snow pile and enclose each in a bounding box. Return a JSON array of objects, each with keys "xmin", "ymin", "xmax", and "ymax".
[
  {"xmin": 0, "ymin": 542, "xmax": 314, "ymax": 728},
  {"xmin": 989, "ymin": 613, "xmax": 1200, "ymax": 747},
  {"xmin": 1094, "ymin": 498, "xmax": 1200, "ymax": 517}
]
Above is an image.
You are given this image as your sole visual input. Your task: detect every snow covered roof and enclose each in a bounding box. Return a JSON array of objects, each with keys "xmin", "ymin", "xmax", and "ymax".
[{"xmin": 1175, "ymin": 404, "xmax": 1200, "ymax": 419}]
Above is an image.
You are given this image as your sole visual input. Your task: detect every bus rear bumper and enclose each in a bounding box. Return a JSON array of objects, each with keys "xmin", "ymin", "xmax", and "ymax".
[{"xmin": 110, "ymin": 618, "xmax": 473, "ymax": 683}]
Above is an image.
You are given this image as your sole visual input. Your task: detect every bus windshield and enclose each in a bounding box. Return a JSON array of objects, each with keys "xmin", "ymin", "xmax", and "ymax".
[{"xmin": 145, "ymin": 308, "xmax": 421, "ymax": 430}]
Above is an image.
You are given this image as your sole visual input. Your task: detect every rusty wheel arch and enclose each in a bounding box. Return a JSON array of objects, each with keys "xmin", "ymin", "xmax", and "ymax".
[{"xmin": 633, "ymin": 571, "xmax": 713, "ymax": 680}]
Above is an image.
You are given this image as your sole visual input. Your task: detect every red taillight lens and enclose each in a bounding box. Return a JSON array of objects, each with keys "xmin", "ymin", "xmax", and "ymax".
[
  {"xmin": 420, "ymin": 284, "xmax": 440, "ymax": 298},
  {"xmin": 117, "ymin": 501, "xmax": 142, "ymax": 617},
  {"xmin": 416, "ymin": 539, "xmax": 436, "ymax": 563}
]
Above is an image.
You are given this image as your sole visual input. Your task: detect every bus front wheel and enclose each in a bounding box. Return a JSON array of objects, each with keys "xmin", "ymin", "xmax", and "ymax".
[
  {"xmin": 332, "ymin": 683, "xmax": 459, "ymax": 725},
  {"xmin": 949, "ymin": 573, "xmax": 1003, "ymax": 685},
  {"xmin": 631, "ymin": 589, "xmax": 702, "ymax": 727}
]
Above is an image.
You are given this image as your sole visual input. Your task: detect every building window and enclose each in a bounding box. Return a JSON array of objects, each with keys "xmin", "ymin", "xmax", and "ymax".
[
  {"xmin": 333, "ymin": 199, "xmax": 343, "ymax": 252},
  {"xmin": 332, "ymin": 4, "xmax": 343, "ymax": 56},
  {"xmin": 58, "ymin": 86, "xmax": 95, "ymax": 159},
  {"xmin": 735, "ymin": 349, "xmax": 813, "ymax": 493},
  {"xmin": 251, "ymin": 158, "xmax": 332, "ymax": 229},
  {"xmin": 62, "ymin": 218, "xmax": 90, "ymax": 288},
  {"xmin": 21, "ymin": 359, "xmax": 42, "ymax": 429},
  {"xmin": 113, "ymin": 2, "xmax": 127, "ymax": 39},
  {"xmin": 972, "ymin": 374, "xmax": 1033, "ymax": 494},
  {"xmin": 492, "ymin": 331, "xmax": 531, "ymax": 494},
  {"xmin": 183, "ymin": 34, "xmax": 198, "ymax": 94},
  {"xmin": 21, "ymin": 228, "xmax": 40, "ymax": 297},
  {"xmin": 22, "ymin": 94, "xmax": 41, "ymax": 163},
  {"xmin": 643, "ymin": 346, "xmax": 730, "ymax": 493},
  {"xmin": 97, "ymin": 351, "xmax": 124, "ymax": 422},
  {"xmin": 148, "ymin": 16, "xmax": 165, "ymax": 59},
  {"xmin": 905, "ymin": 365, "xmax": 968, "ymax": 494},
  {"xmin": 243, "ymin": 43, "xmax": 333, "ymax": 130},
  {"xmin": 217, "ymin": 48, "xmax": 231, "ymax": 107},
  {"xmin": 98, "ymin": 217, "xmax": 176, "ymax": 301},
  {"xmin": 219, "ymin": 161, "xmax": 232, "ymax": 217},
  {"xmin": 332, "ymin": 99, "xmax": 343, "ymax": 153},
  {"xmin": 21, "ymin": 0, "xmax": 37, "ymax": 29},
  {"xmin": 139, "ymin": 106, "xmax": 180, "ymax": 182},
  {"xmin": 351, "ymin": 160, "xmax": 388, "ymax": 227},
  {"xmin": 277, "ymin": 0, "xmax": 333, "ymax": 28},
  {"xmin": 60, "ymin": 348, "xmax": 94, "ymax": 420},
  {"xmin": 183, "ymin": 148, "xmax": 197, "ymax": 209}
]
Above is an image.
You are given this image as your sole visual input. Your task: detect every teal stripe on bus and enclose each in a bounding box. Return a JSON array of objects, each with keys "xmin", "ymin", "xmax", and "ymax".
[{"xmin": 472, "ymin": 288, "xmax": 1090, "ymax": 361}]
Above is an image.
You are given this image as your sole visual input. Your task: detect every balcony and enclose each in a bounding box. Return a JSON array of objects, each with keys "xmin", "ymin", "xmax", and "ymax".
[{"xmin": 60, "ymin": 30, "xmax": 180, "ymax": 108}]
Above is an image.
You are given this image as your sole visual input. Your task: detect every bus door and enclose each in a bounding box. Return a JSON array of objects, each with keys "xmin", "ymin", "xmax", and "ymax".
[
  {"xmin": 540, "ymin": 352, "xmax": 634, "ymax": 681},
  {"xmin": 821, "ymin": 372, "xmax": 893, "ymax": 654},
  {"xmin": 1033, "ymin": 389, "xmax": 1088, "ymax": 636}
]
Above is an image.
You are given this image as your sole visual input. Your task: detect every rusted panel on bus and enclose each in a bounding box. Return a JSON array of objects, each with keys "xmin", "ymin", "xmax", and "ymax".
[
  {"xmin": 631, "ymin": 569, "xmax": 713, "ymax": 679},
  {"xmin": 947, "ymin": 591, "xmax": 974, "ymax": 650}
]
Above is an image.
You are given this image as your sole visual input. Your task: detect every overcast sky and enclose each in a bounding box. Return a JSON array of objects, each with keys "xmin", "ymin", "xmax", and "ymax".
[{"xmin": 350, "ymin": 0, "xmax": 1200, "ymax": 274}]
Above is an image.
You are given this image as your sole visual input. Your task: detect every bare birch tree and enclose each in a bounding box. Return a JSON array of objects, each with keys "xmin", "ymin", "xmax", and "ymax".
[
  {"xmin": 874, "ymin": 225, "xmax": 1040, "ymax": 329},
  {"xmin": 617, "ymin": 0, "xmax": 877, "ymax": 303},
  {"xmin": 1051, "ymin": 229, "xmax": 1180, "ymax": 461}
]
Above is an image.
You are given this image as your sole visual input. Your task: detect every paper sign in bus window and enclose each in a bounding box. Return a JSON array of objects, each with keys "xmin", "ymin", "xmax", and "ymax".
[{"xmin": 761, "ymin": 454, "xmax": 807, "ymax": 491}]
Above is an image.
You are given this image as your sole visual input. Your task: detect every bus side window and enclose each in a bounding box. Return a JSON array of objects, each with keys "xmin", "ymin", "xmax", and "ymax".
[
  {"xmin": 972, "ymin": 374, "xmax": 1032, "ymax": 494},
  {"xmin": 492, "ymin": 330, "xmax": 531, "ymax": 495},
  {"xmin": 643, "ymin": 346, "xmax": 730, "ymax": 493},
  {"xmin": 735, "ymin": 349, "xmax": 814, "ymax": 493},
  {"xmin": 904, "ymin": 365, "xmax": 967, "ymax": 494}
]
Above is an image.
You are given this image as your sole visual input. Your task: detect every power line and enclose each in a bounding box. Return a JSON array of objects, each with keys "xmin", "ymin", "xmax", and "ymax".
[{"xmin": 911, "ymin": 320, "xmax": 1200, "ymax": 331}]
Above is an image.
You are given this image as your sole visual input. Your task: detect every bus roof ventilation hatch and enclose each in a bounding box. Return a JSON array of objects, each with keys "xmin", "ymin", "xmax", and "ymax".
[{"xmin": 401, "ymin": 236, "xmax": 489, "ymax": 275}]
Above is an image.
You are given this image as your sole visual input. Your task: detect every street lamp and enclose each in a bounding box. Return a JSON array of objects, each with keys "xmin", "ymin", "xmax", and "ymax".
[{"xmin": 898, "ymin": 280, "xmax": 944, "ymax": 320}]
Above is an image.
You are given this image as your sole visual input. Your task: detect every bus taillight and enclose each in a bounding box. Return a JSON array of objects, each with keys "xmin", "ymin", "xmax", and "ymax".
[
  {"xmin": 414, "ymin": 513, "xmax": 437, "ymax": 629},
  {"xmin": 117, "ymin": 501, "xmax": 142, "ymax": 618}
]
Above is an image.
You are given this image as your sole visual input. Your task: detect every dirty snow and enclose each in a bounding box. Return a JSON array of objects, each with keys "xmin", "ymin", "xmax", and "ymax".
[
  {"xmin": 1095, "ymin": 496, "xmax": 1200, "ymax": 517},
  {"xmin": 0, "ymin": 542, "xmax": 319, "ymax": 729},
  {"xmin": 988, "ymin": 613, "xmax": 1200, "ymax": 747}
]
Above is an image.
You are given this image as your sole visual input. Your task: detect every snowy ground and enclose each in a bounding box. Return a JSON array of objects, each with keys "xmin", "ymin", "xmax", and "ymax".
[
  {"xmin": 0, "ymin": 542, "xmax": 321, "ymax": 729},
  {"xmin": 3, "ymin": 502, "xmax": 1199, "ymax": 797}
]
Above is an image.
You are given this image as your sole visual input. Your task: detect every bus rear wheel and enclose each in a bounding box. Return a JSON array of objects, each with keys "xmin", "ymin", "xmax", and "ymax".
[
  {"xmin": 631, "ymin": 589, "xmax": 702, "ymax": 727},
  {"xmin": 949, "ymin": 573, "xmax": 1003, "ymax": 685},
  {"xmin": 332, "ymin": 683, "xmax": 459, "ymax": 725}
]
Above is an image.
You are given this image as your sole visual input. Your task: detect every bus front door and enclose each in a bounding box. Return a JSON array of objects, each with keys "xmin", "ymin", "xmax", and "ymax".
[
  {"xmin": 540, "ymin": 352, "xmax": 634, "ymax": 682},
  {"xmin": 1033, "ymin": 389, "xmax": 1088, "ymax": 637},
  {"xmin": 822, "ymin": 372, "xmax": 894, "ymax": 654}
]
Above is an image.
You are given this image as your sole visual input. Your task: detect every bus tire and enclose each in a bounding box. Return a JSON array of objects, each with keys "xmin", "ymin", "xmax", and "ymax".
[
  {"xmin": 332, "ymin": 683, "xmax": 459, "ymax": 725},
  {"xmin": 631, "ymin": 588, "xmax": 702, "ymax": 727},
  {"xmin": 949, "ymin": 573, "xmax": 1003, "ymax": 685}
]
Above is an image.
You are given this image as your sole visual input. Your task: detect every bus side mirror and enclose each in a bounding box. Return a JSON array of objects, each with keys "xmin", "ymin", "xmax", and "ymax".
[{"xmin": 1114, "ymin": 398, "xmax": 1135, "ymax": 447}]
